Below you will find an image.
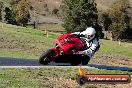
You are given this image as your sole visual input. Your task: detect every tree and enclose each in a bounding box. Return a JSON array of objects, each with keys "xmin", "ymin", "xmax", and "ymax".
[
  {"xmin": 4, "ymin": 7, "xmax": 17, "ymax": 25},
  {"xmin": 4, "ymin": 0, "xmax": 18, "ymax": 25},
  {"xmin": 4, "ymin": 7, "xmax": 12, "ymax": 23},
  {"xmin": 16, "ymin": 0, "xmax": 30, "ymax": 26},
  {"xmin": 108, "ymin": 0, "xmax": 131, "ymax": 40},
  {"xmin": 0, "ymin": 2, "xmax": 3, "ymax": 21},
  {"xmin": 99, "ymin": 12, "xmax": 112, "ymax": 39},
  {"xmin": 62, "ymin": 0, "xmax": 98, "ymax": 32}
]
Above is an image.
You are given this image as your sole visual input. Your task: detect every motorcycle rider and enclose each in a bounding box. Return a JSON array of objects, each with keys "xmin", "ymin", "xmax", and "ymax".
[{"xmin": 72, "ymin": 27, "xmax": 100, "ymax": 64}]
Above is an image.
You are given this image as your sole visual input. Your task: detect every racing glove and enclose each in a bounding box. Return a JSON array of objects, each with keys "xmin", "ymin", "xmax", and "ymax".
[
  {"xmin": 78, "ymin": 51, "xmax": 85, "ymax": 54},
  {"xmin": 78, "ymin": 48, "xmax": 93, "ymax": 55}
]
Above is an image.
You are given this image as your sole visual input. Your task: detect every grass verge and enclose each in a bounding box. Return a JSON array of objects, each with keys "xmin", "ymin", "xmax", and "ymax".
[{"xmin": 0, "ymin": 68, "xmax": 131, "ymax": 88}]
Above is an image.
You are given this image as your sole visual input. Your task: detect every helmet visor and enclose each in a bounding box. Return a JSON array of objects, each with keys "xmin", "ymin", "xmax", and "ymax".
[{"xmin": 85, "ymin": 34, "xmax": 95, "ymax": 39}]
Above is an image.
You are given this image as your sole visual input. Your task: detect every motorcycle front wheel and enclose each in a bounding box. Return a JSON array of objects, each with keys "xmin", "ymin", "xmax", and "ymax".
[{"xmin": 39, "ymin": 49, "xmax": 54, "ymax": 65}]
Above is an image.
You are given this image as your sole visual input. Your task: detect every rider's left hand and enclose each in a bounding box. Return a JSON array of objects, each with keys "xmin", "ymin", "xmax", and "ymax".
[{"xmin": 78, "ymin": 51, "xmax": 85, "ymax": 54}]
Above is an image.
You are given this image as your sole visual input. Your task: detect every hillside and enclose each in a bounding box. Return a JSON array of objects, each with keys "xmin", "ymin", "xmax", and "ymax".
[
  {"xmin": 1, "ymin": 0, "xmax": 132, "ymax": 23},
  {"xmin": 28, "ymin": 0, "xmax": 132, "ymax": 19},
  {"xmin": 95, "ymin": 0, "xmax": 116, "ymax": 11}
]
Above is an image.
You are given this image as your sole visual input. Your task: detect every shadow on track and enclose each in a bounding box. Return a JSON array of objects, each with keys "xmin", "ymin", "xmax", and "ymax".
[
  {"xmin": 88, "ymin": 64, "xmax": 132, "ymax": 72},
  {"xmin": 0, "ymin": 57, "xmax": 71, "ymax": 66}
]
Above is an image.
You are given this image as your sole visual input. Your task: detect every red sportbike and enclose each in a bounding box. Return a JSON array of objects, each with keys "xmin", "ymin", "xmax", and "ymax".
[{"xmin": 39, "ymin": 33, "xmax": 89, "ymax": 65}]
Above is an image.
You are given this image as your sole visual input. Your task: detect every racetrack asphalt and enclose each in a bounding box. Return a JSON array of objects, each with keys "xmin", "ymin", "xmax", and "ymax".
[{"xmin": 0, "ymin": 57, "xmax": 132, "ymax": 72}]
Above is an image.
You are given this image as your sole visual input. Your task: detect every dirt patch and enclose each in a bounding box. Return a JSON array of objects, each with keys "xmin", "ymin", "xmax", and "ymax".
[
  {"xmin": 40, "ymin": 76, "xmax": 132, "ymax": 88},
  {"xmin": 91, "ymin": 54, "xmax": 132, "ymax": 67},
  {"xmin": 43, "ymin": 77, "xmax": 79, "ymax": 88}
]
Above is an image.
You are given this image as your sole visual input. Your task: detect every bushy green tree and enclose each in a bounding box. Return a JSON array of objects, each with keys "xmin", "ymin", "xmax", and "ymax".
[
  {"xmin": 62, "ymin": 0, "xmax": 98, "ymax": 32},
  {"xmin": 0, "ymin": 1, "xmax": 3, "ymax": 21},
  {"xmin": 4, "ymin": 7, "xmax": 17, "ymax": 25},
  {"xmin": 99, "ymin": 12, "xmax": 112, "ymax": 39},
  {"xmin": 4, "ymin": 0, "xmax": 30, "ymax": 26},
  {"xmin": 100, "ymin": 12, "xmax": 112, "ymax": 31},
  {"xmin": 108, "ymin": 0, "xmax": 131, "ymax": 40},
  {"xmin": 4, "ymin": 7, "xmax": 12, "ymax": 23},
  {"xmin": 10, "ymin": 0, "xmax": 18, "ymax": 24}
]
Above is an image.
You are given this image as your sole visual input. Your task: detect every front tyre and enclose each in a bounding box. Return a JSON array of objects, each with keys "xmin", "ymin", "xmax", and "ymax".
[{"xmin": 39, "ymin": 49, "xmax": 54, "ymax": 65}]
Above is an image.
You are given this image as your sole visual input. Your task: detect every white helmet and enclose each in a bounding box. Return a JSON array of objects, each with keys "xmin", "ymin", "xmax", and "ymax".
[{"xmin": 81, "ymin": 27, "xmax": 96, "ymax": 41}]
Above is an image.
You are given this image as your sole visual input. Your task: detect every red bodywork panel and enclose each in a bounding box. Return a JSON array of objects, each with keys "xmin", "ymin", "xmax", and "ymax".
[{"xmin": 54, "ymin": 33, "xmax": 85, "ymax": 54}]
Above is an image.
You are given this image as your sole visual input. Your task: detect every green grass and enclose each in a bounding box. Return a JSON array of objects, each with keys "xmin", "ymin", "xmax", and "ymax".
[
  {"xmin": 0, "ymin": 68, "xmax": 46, "ymax": 88},
  {"xmin": 0, "ymin": 49, "xmax": 37, "ymax": 59},
  {"xmin": 99, "ymin": 39, "xmax": 132, "ymax": 58},
  {"xmin": 0, "ymin": 22, "xmax": 60, "ymax": 59},
  {"xmin": 0, "ymin": 22, "xmax": 132, "ymax": 60},
  {"xmin": 0, "ymin": 68, "xmax": 131, "ymax": 88}
]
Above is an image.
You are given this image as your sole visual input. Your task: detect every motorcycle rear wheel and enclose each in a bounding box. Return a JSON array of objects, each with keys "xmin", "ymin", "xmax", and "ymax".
[
  {"xmin": 70, "ymin": 61, "xmax": 80, "ymax": 66},
  {"xmin": 39, "ymin": 49, "xmax": 54, "ymax": 65}
]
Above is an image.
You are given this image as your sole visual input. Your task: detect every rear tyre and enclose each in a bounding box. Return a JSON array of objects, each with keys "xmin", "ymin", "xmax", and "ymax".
[
  {"xmin": 81, "ymin": 55, "xmax": 90, "ymax": 65},
  {"xmin": 70, "ymin": 62, "xmax": 80, "ymax": 66},
  {"xmin": 39, "ymin": 49, "xmax": 54, "ymax": 65},
  {"xmin": 70, "ymin": 55, "xmax": 80, "ymax": 66}
]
